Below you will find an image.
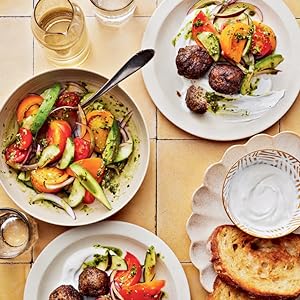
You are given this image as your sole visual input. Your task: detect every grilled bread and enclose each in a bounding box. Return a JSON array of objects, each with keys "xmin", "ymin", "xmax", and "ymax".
[
  {"xmin": 207, "ymin": 277, "xmax": 268, "ymax": 299},
  {"xmin": 210, "ymin": 225, "xmax": 300, "ymax": 299}
]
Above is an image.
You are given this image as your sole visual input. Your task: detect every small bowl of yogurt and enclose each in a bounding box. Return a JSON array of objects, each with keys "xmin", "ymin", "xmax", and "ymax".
[{"xmin": 222, "ymin": 149, "xmax": 300, "ymax": 238}]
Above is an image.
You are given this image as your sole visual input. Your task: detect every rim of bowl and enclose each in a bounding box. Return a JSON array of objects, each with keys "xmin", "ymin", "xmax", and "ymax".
[
  {"xmin": 0, "ymin": 68, "xmax": 150, "ymax": 226},
  {"xmin": 222, "ymin": 148, "xmax": 300, "ymax": 239}
]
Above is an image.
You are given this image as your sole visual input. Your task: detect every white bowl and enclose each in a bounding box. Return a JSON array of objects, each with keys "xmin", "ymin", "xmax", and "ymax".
[
  {"xmin": 0, "ymin": 69, "xmax": 149, "ymax": 226},
  {"xmin": 222, "ymin": 149, "xmax": 300, "ymax": 238}
]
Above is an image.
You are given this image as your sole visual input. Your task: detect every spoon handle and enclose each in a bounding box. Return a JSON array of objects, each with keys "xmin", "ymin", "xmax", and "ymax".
[{"xmin": 81, "ymin": 49, "xmax": 155, "ymax": 107}]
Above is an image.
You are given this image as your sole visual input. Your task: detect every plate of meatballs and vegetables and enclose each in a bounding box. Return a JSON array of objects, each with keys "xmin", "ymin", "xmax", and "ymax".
[
  {"xmin": 24, "ymin": 221, "xmax": 190, "ymax": 300},
  {"xmin": 142, "ymin": 0, "xmax": 300, "ymax": 140}
]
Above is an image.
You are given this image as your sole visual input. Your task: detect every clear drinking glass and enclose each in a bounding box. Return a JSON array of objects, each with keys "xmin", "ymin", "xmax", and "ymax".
[
  {"xmin": 31, "ymin": 0, "xmax": 90, "ymax": 66},
  {"xmin": 0, "ymin": 208, "xmax": 38, "ymax": 259},
  {"xmin": 90, "ymin": 0, "xmax": 136, "ymax": 27}
]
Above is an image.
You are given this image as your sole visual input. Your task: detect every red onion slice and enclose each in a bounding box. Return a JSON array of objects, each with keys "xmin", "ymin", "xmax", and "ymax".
[
  {"xmin": 119, "ymin": 111, "xmax": 133, "ymax": 129},
  {"xmin": 21, "ymin": 145, "xmax": 33, "ymax": 165},
  {"xmin": 50, "ymin": 106, "xmax": 78, "ymax": 115},
  {"xmin": 110, "ymin": 281, "xmax": 124, "ymax": 300},
  {"xmin": 77, "ymin": 105, "xmax": 87, "ymax": 138},
  {"xmin": 44, "ymin": 177, "xmax": 75, "ymax": 190},
  {"xmin": 76, "ymin": 122, "xmax": 95, "ymax": 157},
  {"xmin": 6, "ymin": 160, "xmax": 39, "ymax": 171}
]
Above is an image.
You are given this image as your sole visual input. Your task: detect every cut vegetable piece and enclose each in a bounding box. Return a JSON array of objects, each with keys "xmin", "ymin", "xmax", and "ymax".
[
  {"xmin": 86, "ymin": 110, "xmax": 114, "ymax": 129},
  {"xmin": 102, "ymin": 119, "xmax": 121, "ymax": 165},
  {"xmin": 69, "ymin": 163, "xmax": 111, "ymax": 210},
  {"xmin": 38, "ymin": 144, "xmax": 61, "ymax": 168},
  {"xmin": 17, "ymin": 171, "xmax": 31, "ymax": 182},
  {"xmin": 114, "ymin": 132, "xmax": 134, "ymax": 163},
  {"xmin": 31, "ymin": 167, "xmax": 69, "ymax": 193},
  {"xmin": 30, "ymin": 83, "xmax": 61, "ymax": 134},
  {"xmin": 187, "ymin": 0, "xmax": 222, "ymax": 15},
  {"xmin": 67, "ymin": 178, "xmax": 85, "ymax": 207},
  {"xmin": 143, "ymin": 246, "xmax": 156, "ymax": 282},
  {"xmin": 240, "ymin": 71, "xmax": 254, "ymax": 95},
  {"xmin": 254, "ymin": 54, "xmax": 284, "ymax": 72},
  {"xmin": 197, "ymin": 32, "xmax": 220, "ymax": 61},
  {"xmin": 111, "ymin": 255, "xmax": 128, "ymax": 271},
  {"xmin": 31, "ymin": 193, "xmax": 75, "ymax": 220},
  {"xmin": 44, "ymin": 177, "xmax": 75, "ymax": 191},
  {"xmin": 57, "ymin": 137, "xmax": 75, "ymax": 169},
  {"xmin": 17, "ymin": 94, "xmax": 43, "ymax": 124},
  {"xmin": 66, "ymin": 157, "xmax": 105, "ymax": 182}
]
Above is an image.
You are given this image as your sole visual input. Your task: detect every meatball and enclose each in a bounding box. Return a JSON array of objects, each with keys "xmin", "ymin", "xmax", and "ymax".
[
  {"xmin": 208, "ymin": 63, "xmax": 244, "ymax": 95},
  {"xmin": 78, "ymin": 267, "xmax": 109, "ymax": 297},
  {"xmin": 185, "ymin": 85, "xmax": 208, "ymax": 114},
  {"xmin": 176, "ymin": 45, "xmax": 214, "ymax": 79},
  {"xmin": 49, "ymin": 285, "xmax": 82, "ymax": 300}
]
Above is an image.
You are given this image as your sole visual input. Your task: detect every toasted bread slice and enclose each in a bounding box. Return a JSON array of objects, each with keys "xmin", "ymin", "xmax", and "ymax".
[
  {"xmin": 210, "ymin": 225, "xmax": 300, "ymax": 299},
  {"xmin": 207, "ymin": 277, "xmax": 267, "ymax": 299}
]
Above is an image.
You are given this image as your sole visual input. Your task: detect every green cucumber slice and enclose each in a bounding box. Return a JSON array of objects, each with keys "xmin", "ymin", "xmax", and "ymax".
[
  {"xmin": 57, "ymin": 137, "xmax": 75, "ymax": 169},
  {"xmin": 69, "ymin": 163, "xmax": 112, "ymax": 210},
  {"xmin": 143, "ymin": 245, "xmax": 157, "ymax": 282},
  {"xmin": 67, "ymin": 178, "xmax": 85, "ymax": 208},
  {"xmin": 38, "ymin": 145, "xmax": 60, "ymax": 168}
]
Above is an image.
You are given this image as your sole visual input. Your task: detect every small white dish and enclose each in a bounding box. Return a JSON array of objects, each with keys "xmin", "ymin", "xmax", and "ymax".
[
  {"xmin": 223, "ymin": 149, "xmax": 300, "ymax": 238},
  {"xmin": 186, "ymin": 131, "xmax": 300, "ymax": 293},
  {"xmin": 142, "ymin": 0, "xmax": 300, "ymax": 140},
  {"xmin": 24, "ymin": 221, "xmax": 191, "ymax": 300}
]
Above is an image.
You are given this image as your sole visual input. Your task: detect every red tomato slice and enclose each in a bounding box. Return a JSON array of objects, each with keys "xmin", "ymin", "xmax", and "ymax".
[
  {"xmin": 74, "ymin": 137, "xmax": 90, "ymax": 161},
  {"xmin": 119, "ymin": 280, "xmax": 165, "ymax": 300},
  {"xmin": 192, "ymin": 11, "xmax": 218, "ymax": 44},
  {"xmin": 114, "ymin": 252, "xmax": 142, "ymax": 287},
  {"xmin": 16, "ymin": 128, "xmax": 33, "ymax": 150},
  {"xmin": 56, "ymin": 92, "xmax": 80, "ymax": 107},
  {"xmin": 83, "ymin": 190, "xmax": 95, "ymax": 204},
  {"xmin": 5, "ymin": 143, "xmax": 28, "ymax": 163}
]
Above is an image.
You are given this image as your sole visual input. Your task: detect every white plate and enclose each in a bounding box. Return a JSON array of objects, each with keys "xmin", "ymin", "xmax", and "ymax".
[
  {"xmin": 186, "ymin": 131, "xmax": 300, "ymax": 293},
  {"xmin": 142, "ymin": 0, "xmax": 300, "ymax": 141},
  {"xmin": 24, "ymin": 221, "xmax": 191, "ymax": 300},
  {"xmin": 0, "ymin": 69, "xmax": 149, "ymax": 226}
]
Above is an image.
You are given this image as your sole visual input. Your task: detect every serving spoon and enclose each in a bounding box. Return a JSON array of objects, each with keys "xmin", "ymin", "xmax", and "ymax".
[{"xmin": 81, "ymin": 49, "xmax": 155, "ymax": 108}]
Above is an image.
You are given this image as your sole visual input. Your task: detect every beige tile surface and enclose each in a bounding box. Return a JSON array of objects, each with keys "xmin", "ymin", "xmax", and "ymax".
[
  {"xmin": 280, "ymin": 93, "xmax": 300, "ymax": 134},
  {"xmin": 0, "ymin": 1, "xmax": 32, "ymax": 16},
  {"xmin": 0, "ymin": 18, "xmax": 33, "ymax": 103},
  {"xmin": 283, "ymin": 0, "xmax": 300, "ymax": 17},
  {"xmin": 0, "ymin": 264, "xmax": 30, "ymax": 299}
]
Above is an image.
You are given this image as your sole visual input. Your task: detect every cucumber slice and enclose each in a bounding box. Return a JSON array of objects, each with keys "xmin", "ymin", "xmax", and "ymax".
[
  {"xmin": 111, "ymin": 255, "xmax": 128, "ymax": 271},
  {"xmin": 57, "ymin": 137, "xmax": 75, "ymax": 169},
  {"xmin": 197, "ymin": 32, "xmax": 220, "ymax": 62},
  {"xmin": 114, "ymin": 133, "xmax": 134, "ymax": 163},
  {"xmin": 18, "ymin": 171, "xmax": 31, "ymax": 182},
  {"xmin": 38, "ymin": 144, "xmax": 60, "ymax": 168},
  {"xmin": 67, "ymin": 178, "xmax": 85, "ymax": 208},
  {"xmin": 69, "ymin": 163, "xmax": 112, "ymax": 210},
  {"xmin": 254, "ymin": 54, "xmax": 284, "ymax": 72},
  {"xmin": 143, "ymin": 246, "xmax": 157, "ymax": 282}
]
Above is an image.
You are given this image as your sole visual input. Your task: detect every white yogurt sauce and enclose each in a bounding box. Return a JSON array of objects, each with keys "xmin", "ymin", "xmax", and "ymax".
[{"xmin": 228, "ymin": 164, "xmax": 298, "ymax": 230}]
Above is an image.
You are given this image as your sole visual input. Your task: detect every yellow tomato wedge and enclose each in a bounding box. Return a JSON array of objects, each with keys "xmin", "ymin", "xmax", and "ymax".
[
  {"xmin": 220, "ymin": 23, "xmax": 251, "ymax": 63},
  {"xmin": 31, "ymin": 167, "xmax": 69, "ymax": 193}
]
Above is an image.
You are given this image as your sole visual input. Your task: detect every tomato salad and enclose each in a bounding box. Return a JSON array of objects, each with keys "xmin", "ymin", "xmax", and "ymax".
[
  {"xmin": 4, "ymin": 82, "xmax": 134, "ymax": 219},
  {"xmin": 49, "ymin": 245, "xmax": 166, "ymax": 300}
]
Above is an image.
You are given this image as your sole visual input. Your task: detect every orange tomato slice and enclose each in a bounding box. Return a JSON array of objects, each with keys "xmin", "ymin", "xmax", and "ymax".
[{"xmin": 17, "ymin": 94, "xmax": 43, "ymax": 124}]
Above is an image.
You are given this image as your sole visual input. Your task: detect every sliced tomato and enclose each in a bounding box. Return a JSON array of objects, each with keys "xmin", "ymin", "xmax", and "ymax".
[
  {"xmin": 31, "ymin": 167, "xmax": 69, "ymax": 193},
  {"xmin": 192, "ymin": 11, "xmax": 218, "ymax": 45},
  {"xmin": 46, "ymin": 120, "xmax": 72, "ymax": 153},
  {"xmin": 5, "ymin": 144, "xmax": 28, "ymax": 163},
  {"xmin": 66, "ymin": 157, "xmax": 105, "ymax": 183},
  {"xmin": 83, "ymin": 190, "xmax": 95, "ymax": 204},
  {"xmin": 16, "ymin": 94, "xmax": 43, "ymax": 124},
  {"xmin": 74, "ymin": 137, "xmax": 90, "ymax": 161},
  {"xmin": 16, "ymin": 128, "xmax": 33, "ymax": 150},
  {"xmin": 114, "ymin": 252, "xmax": 142, "ymax": 287},
  {"xmin": 56, "ymin": 92, "xmax": 80, "ymax": 107},
  {"xmin": 251, "ymin": 22, "xmax": 276, "ymax": 58},
  {"xmin": 119, "ymin": 280, "xmax": 165, "ymax": 300}
]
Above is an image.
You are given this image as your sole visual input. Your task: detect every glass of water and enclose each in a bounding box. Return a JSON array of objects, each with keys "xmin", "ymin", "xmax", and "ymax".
[
  {"xmin": 90, "ymin": 0, "xmax": 136, "ymax": 27},
  {"xmin": 0, "ymin": 208, "xmax": 38, "ymax": 259},
  {"xmin": 31, "ymin": 0, "xmax": 90, "ymax": 66}
]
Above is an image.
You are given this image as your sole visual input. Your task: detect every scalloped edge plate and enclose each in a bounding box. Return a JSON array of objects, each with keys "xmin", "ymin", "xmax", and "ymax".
[{"xmin": 186, "ymin": 131, "xmax": 300, "ymax": 293}]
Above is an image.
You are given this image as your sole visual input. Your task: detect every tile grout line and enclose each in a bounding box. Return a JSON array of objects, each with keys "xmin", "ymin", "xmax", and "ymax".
[{"xmin": 155, "ymin": 107, "xmax": 158, "ymax": 236}]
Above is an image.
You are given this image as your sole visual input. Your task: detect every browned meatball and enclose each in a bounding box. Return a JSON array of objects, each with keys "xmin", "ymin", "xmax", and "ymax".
[
  {"xmin": 78, "ymin": 267, "xmax": 109, "ymax": 297},
  {"xmin": 185, "ymin": 85, "xmax": 208, "ymax": 114},
  {"xmin": 176, "ymin": 45, "xmax": 214, "ymax": 79},
  {"xmin": 208, "ymin": 63, "xmax": 244, "ymax": 95},
  {"xmin": 49, "ymin": 285, "xmax": 82, "ymax": 300}
]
